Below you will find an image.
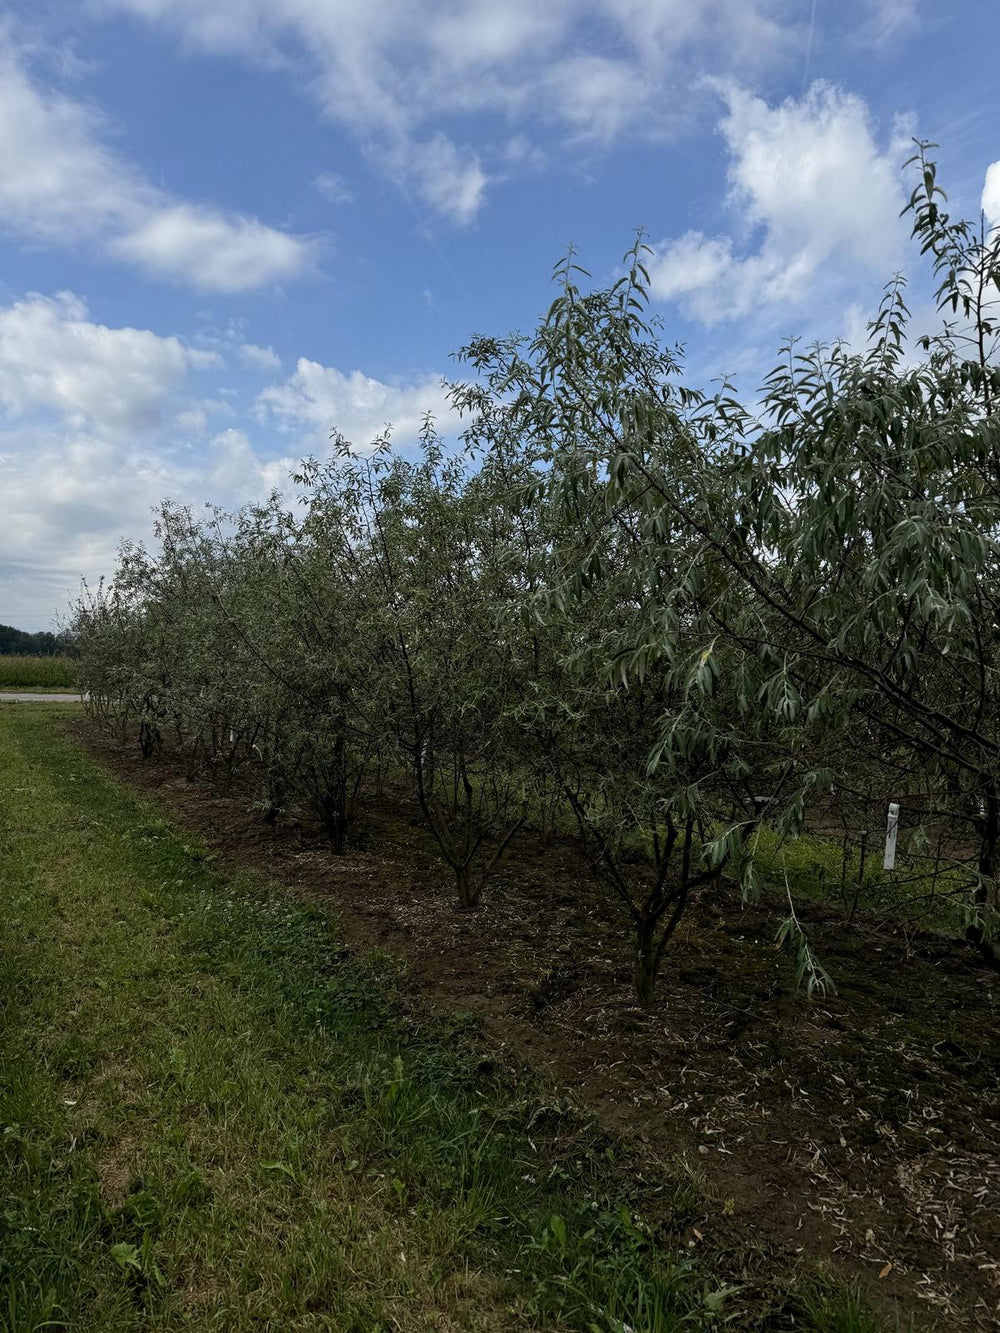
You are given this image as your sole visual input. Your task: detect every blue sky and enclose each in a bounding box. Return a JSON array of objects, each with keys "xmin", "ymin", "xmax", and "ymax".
[{"xmin": 1, "ymin": 0, "xmax": 997, "ymax": 629}]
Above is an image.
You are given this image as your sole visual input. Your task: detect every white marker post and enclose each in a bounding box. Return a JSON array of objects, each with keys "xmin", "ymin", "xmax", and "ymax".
[{"xmin": 883, "ymin": 801, "xmax": 900, "ymax": 871}]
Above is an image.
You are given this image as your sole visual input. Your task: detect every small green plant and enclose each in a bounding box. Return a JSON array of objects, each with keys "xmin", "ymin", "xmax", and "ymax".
[
  {"xmin": 109, "ymin": 1238, "xmax": 167, "ymax": 1291},
  {"xmin": 797, "ymin": 1279, "xmax": 895, "ymax": 1333},
  {"xmin": 524, "ymin": 1205, "xmax": 700, "ymax": 1332}
]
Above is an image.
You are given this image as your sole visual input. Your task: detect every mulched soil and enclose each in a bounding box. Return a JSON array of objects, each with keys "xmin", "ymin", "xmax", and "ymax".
[{"xmin": 76, "ymin": 722, "xmax": 1000, "ymax": 1330}]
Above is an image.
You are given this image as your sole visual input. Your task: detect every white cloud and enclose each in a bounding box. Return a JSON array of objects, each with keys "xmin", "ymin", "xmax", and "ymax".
[
  {"xmin": 112, "ymin": 206, "xmax": 309, "ymax": 294},
  {"xmin": 648, "ymin": 234, "xmax": 735, "ymax": 305},
  {"xmin": 0, "ymin": 366, "xmax": 458, "ymax": 627},
  {"xmin": 0, "ymin": 277, "xmax": 461, "ymax": 628},
  {"xmin": 649, "ymin": 82, "xmax": 909, "ymax": 324},
  {"xmin": 387, "ymin": 134, "xmax": 487, "ymax": 225},
  {"xmin": 97, "ymin": 0, "xmax": 810, "ymax": 221},
  {"xmin": 207, "ymin": 427, "xmax": 296, "ymax": 495},
  {"xmin": 983, "ymin": 161, "xmax": 1000, "ymax": 229},
  {"xmin": 0, "ymin": 424, "xmax": 297, "ymax": 629},
  {"xmin": 239, "ymin": 342, "xmax": 282, "ymax": 372},
  {"xmin": 313, "ymin": 172, "xmax": 354, "ymax": 205},
  {"xmin": 858, "ymin": 0, "xmax": 921, "ymax": 47},
  {"xmin": 0, "ymin": 291, "xmax": 216, "ymax": 432},
  {"xmin": 0, "ymin": 286, "xmax": 459, "ymax": 625},
  {"xmin": 545, "ymin": 56, "xmax": 656, "ymax": 146},
  {"xmin": 0, "ymin": 38, "xmax": 314, "ymax": 291},
  {"xmin": 501, "ymin": 135, "xmax": 547, "ymax": 170},
  {"xmin": 0, "ymin": 291, "xmax": 298, "ymax": 628},
  {"xmin": 257, "ymin": 358, "xmax": 453, "ymax": 450},
  {"xmin": 175, "ymin": 407, "xmax": 209, "ymax": 434},
  {"xmin": 173, "ymin": 397, "xmax": 236, "ymax": 434}
]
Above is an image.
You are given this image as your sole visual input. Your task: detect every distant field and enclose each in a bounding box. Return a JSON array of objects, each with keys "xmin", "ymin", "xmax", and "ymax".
[{"xmin": 0, "ymin": 654, "xmax": 76, "ymax": 688}]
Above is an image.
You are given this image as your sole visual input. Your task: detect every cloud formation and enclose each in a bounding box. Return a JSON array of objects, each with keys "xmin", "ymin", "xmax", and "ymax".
[
  {"xmin": 257, "ymin": 358, "xmax": 453, "ymax": 450},
  {"xmin": 648, "ymin": 82, "xmax": 909, "ymax": 324},
  {"xmin": 0, "ymin": 39, "xmax": 314, "ymax": 292},
  {"xmin": 98, "ymin": 0, "xmax": 805, "ymax": 222},
  {"xmin": 859, "ymin": 0, "xmax": 921, "ymax": 46},
  {"xmin": 0, "ymin": 289, "xmax": 453, "ymax": 628},
  {"xmin": 983, "ymin": 161, "xmax": 1000, "ymax": 228},
  {"xmin": 239, "ymin": 342, "xmax": 282, "ymax": 373},
  {"xmin": 0, "ymin": 289, "xmax": 283, "ymax": 628},
  {"xmin": 0, "ymin": 424, "xmax": 297, "ymax": 630},
  {"xmin": 0, "ymin": 292, "xmax": 217, "ymax": 431}
]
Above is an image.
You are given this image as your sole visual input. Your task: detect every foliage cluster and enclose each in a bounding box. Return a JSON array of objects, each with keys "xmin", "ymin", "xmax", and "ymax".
[{"xmin": 73, "ymin": 147, "xmax": 1000, "ymax": 1005}]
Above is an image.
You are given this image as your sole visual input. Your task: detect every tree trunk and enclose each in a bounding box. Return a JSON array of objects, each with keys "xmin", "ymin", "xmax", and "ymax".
[
  {"xmin": 323, "ymin": 808, "xmax": 348, "ymax": 855},
  {"xmin": 263, "ymin": 768, "xmax": 285, "ymax": 826},
  {"xmin": 967, "ymin": 780, "xmax": 1000, "ymax": 970},
  {"xmin": 455, "ymin": 863, "xmax": 480, "ymax": 912},
  {"xmin": 139, "ymin": 719, "xmax": 159, "ymax": 759},
  {"xmin": 320, "ymin": 735, "xmax": 350, "ymax": 855},
  {"xmin": 633, "ymin": 916, "xmax": 658, "ymax": 1009}
]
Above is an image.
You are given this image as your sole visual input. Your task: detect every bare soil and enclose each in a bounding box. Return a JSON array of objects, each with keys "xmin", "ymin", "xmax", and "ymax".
[{"xmin": 76, "ymin": 722, "xmax": 1000, "ymax": 1330}]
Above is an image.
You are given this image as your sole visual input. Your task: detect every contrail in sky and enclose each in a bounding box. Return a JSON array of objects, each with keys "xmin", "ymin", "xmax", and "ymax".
[{"xmin": 802, "ymin": 0, "xmax": 819, "ymax": 92}]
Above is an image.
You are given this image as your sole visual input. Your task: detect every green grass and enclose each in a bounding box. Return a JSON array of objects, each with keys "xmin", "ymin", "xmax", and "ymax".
[
  {"xmin": 793, "ymin": 1283, "xmax": 891, "ymax": 1333},
  {"xmin": 0, "ymin": 655, "xmax": 77, "ymax": 689},
  {"xmin": 0, "ymin": 707, "xmax": 886, "ymax": 1331},
  {"xmin": 747, "ymin": 821, "xmax": 969, "ymax": 933}
]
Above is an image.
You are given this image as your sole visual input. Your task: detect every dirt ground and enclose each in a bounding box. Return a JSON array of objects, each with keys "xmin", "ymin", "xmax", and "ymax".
[{"xmin": 77, "ymin": 722, "xmax": 1000, "ymax": 1330}]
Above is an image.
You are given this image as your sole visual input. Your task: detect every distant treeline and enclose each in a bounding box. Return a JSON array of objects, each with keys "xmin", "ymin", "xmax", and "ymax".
[{"xmin": 0, "ymin": 624, "xmax": 69, "ymax": 656}]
